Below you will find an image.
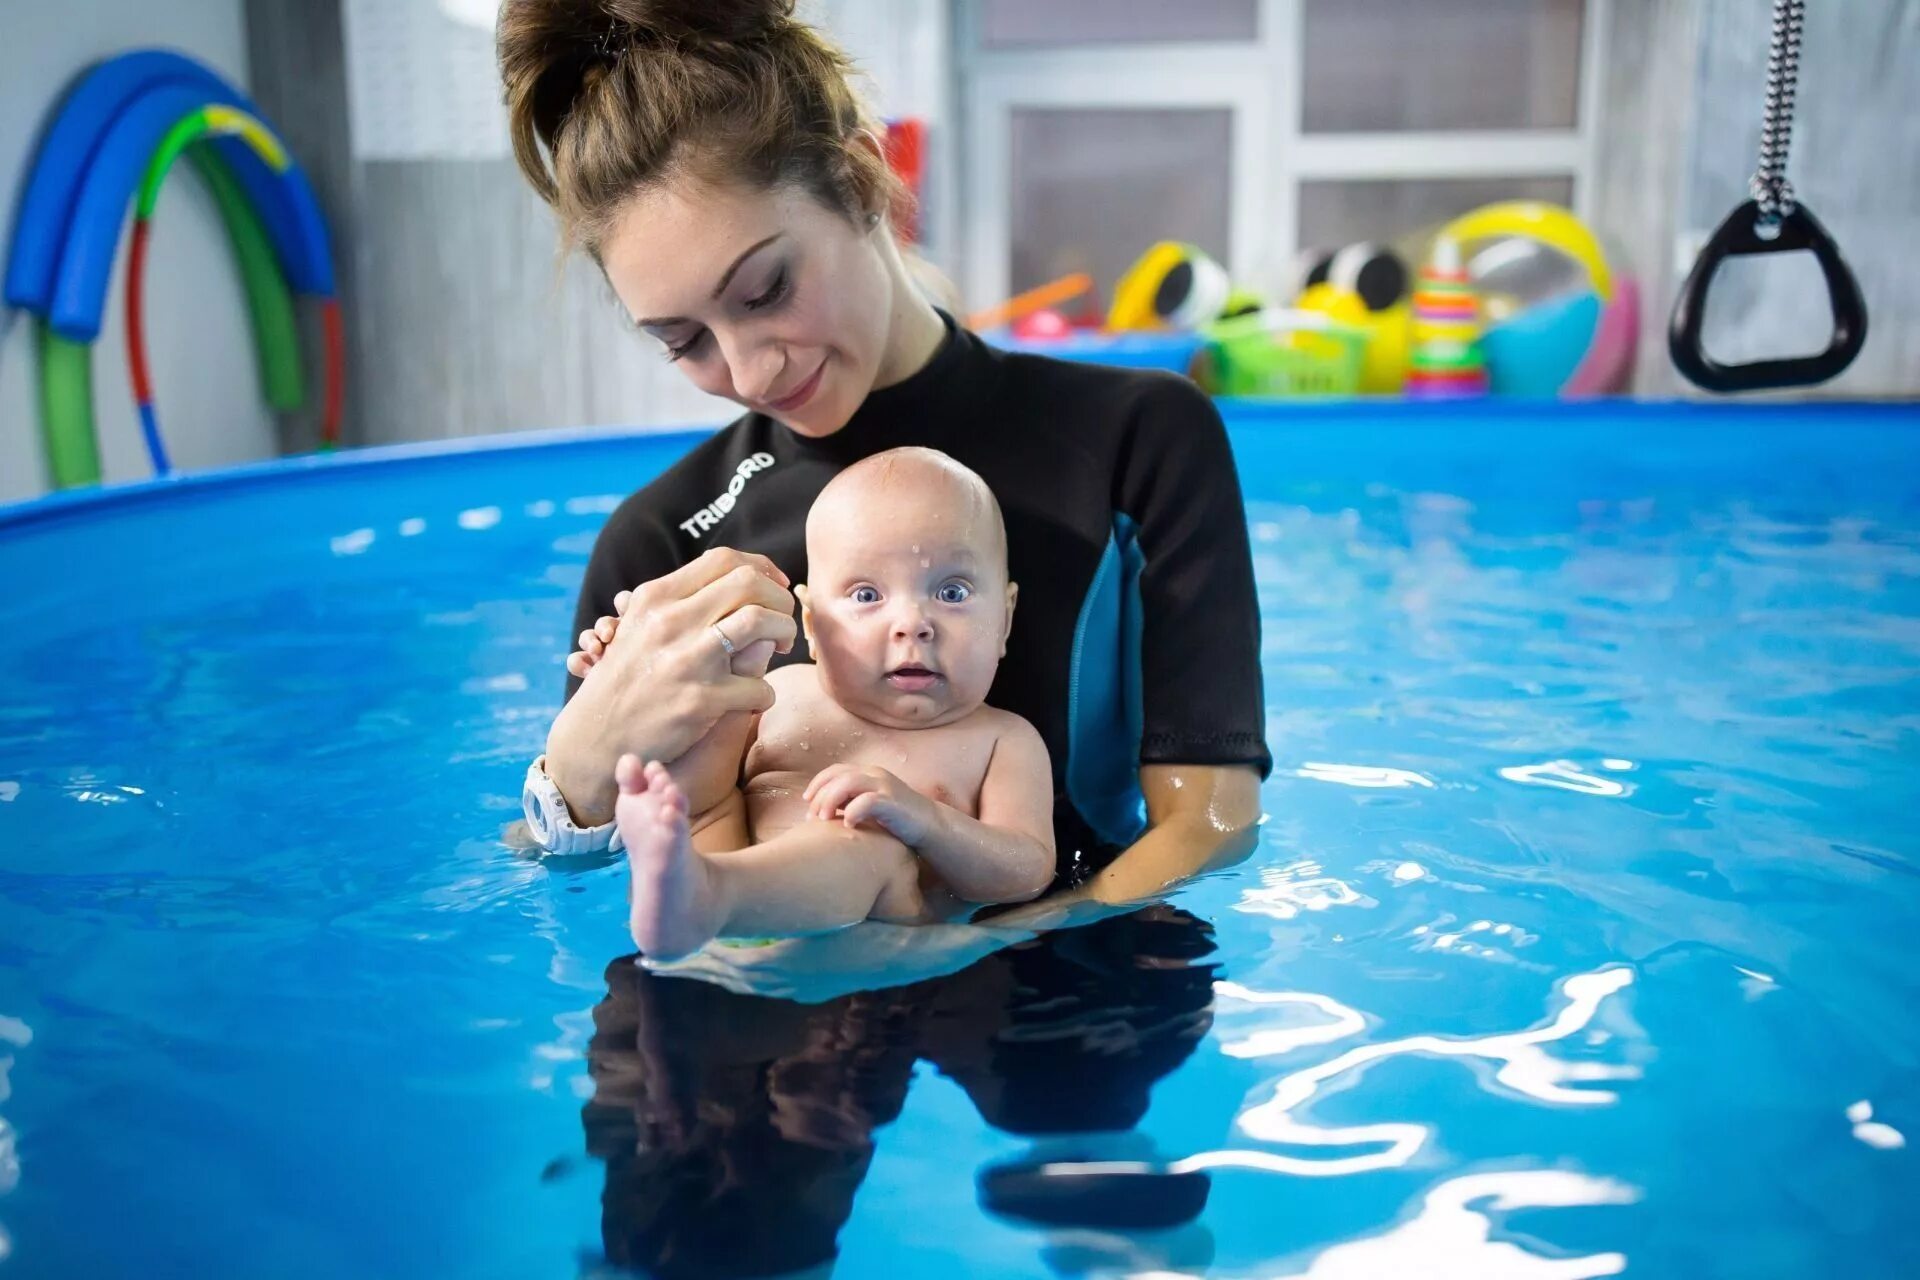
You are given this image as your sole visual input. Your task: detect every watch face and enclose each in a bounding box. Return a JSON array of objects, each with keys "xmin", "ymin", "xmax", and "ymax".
[{"xmin": 524, "ymin": 771, "xmax": 558, "ymax": 843}]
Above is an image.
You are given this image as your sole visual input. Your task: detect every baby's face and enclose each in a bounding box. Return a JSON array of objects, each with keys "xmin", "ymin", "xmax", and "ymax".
[{"xmin": 801, "ymin": 481, "xmax": 1015, "ymax": 730}]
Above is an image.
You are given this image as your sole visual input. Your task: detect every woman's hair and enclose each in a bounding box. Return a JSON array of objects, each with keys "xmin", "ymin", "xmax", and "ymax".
[{"xmin": 497, "ymin": 0, "xmax": 901, "ymax": 257}]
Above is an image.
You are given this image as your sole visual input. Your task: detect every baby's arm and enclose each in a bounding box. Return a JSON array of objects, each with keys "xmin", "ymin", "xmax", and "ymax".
[{"xmin": 803, "ymin": 719, "xmax": 1056, "ymax": 904}]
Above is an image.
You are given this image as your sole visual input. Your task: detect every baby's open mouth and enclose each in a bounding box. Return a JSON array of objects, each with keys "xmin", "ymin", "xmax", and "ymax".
[{"xmin": 886, "ymin": 664, "xmax": 943, "ymax": 690}]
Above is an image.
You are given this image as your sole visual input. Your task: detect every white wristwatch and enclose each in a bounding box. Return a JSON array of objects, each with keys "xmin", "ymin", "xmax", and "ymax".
[{"xmin": 522, "ymin": 756, "xmax": 625, "ymax": 854}]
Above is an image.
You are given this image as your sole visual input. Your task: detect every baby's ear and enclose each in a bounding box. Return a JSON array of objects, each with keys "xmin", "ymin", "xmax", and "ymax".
[
  {"xmin": 1000, "ymin": 582, "xmax": 1018, "ymax": 656},
  {"xmin": 795, "ymin": 584, "xmax": 815, "ymax": 649}
]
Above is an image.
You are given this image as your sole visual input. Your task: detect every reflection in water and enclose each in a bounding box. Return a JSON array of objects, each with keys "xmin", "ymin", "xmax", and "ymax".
[
  {"xmin": 1294, "ymin": 763, "xmax": 1435, "ymax": 789},
  {"xmin": 1036, "ymin": 971, "xmax": 1635, "ymax": 1212},
  {"xmin": 1271, "ymin": 1171, "xmax": 1638, "ymax": 1280},
  {"xmin": 1846, "ymin": 1100, "xmax": 1907, "ymax": 1150},
  {"xmin": 1154, "ymin": 967, "xmax": 1638, "ymax": 1180},
  {"xmin": 1233, "ymin": 860, "xmax": 1369, "ymax": 923},
  {"xmin": 581, "ymin": 907, "xmax": 1219, "ymax": 1278},
  {"xmin": 1235, "ymin": 967, "xmax": 1636, "ymax": 1171},
  {"xmin": 1496, "ymin": 760, "xmax": 1630, "ymax": 798},
  {"xmin": 0, "ymin": 1012, "xmax": 27, "ymax": 1264}
]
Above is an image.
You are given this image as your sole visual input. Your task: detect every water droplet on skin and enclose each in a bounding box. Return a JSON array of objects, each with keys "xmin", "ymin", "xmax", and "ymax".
[
  {"xmin": 920, "ymin": 558, "xmax": 930, "ymax": 568},
  {"xmin": 1171, "ymin": 777, "xmax": 1183, "ymax": 789},
  {"xmin": 800, "ymin": 742, "xmax": 811, "ymax": 751}
]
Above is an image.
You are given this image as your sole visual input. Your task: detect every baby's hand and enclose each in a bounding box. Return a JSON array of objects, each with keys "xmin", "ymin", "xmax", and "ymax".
[
  {"xmin": 565, "ymin": 590, "xmax": 633, "ymax": 680},
  {"xmin": 804, "ymin": 764, "xmax": 935, "ymax": 845}
]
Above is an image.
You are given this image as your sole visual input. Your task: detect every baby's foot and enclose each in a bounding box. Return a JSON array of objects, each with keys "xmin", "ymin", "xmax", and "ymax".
[{"xmin": 615, "ymin": 756, "xmax": 725, "ymax": 960}]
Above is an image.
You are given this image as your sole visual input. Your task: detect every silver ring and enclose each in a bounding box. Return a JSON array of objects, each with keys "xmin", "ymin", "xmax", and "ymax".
[{"xmin": 711, "ymin": 623, "xmax": 738, "ymax": 657}]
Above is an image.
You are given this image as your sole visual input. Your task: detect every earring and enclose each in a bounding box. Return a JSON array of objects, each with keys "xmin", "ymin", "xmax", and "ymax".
[{"xmin": 865, "ymin": 210, "xmax": 881, "ymax": 229}]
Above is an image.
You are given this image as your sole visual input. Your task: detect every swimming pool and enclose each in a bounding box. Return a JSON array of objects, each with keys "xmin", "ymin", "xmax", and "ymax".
[{"xmin": 1, "ymin": 400, "xmax": 1915, "ymax": 1278}]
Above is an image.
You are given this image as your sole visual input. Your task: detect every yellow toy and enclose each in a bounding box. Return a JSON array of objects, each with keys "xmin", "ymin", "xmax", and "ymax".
[
  {"xmin": 1293, "ymin": 242, "xmax": 1411, "ymax": 394},
  {"xmin": 1108, "ymin": 241, "xmax": 1260, "ymax": 332}
]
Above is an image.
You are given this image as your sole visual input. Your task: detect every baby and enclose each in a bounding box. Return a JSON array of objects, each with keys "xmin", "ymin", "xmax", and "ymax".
[{"xmin": 572, "ymin": 447, "xmax": 1056, "ymax": 959}]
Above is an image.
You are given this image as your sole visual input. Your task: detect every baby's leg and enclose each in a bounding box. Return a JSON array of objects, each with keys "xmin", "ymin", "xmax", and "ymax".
[
  {"xmin": 616, "ymin": 756, "xmax": 926, "ymax": 960},
  {"xmin": 666, "ymin": 708, "xmax": 758, "ymax": 818},
  {"xmin": 663, "ymin": 636, "xmax": 776, "ymax": 817}
]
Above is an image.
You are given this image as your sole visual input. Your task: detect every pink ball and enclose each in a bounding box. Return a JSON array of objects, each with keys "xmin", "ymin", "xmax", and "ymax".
[{"xmin": 1012, "ymin": 308, "xmax": 1074, "ymax": 340}]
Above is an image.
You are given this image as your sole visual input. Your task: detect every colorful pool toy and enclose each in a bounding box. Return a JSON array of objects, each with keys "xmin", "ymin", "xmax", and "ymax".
[
  {"xmin": 1434, "ymin": 202, "xmax": 1636, "ymax": 398},
  {"xmin": 1293, "ymin": 242, "xmax": 1411, "ymax": 394},
  {"xmin": 1108, "ymin": 242, "xmax": 1259, "ymax": 333},
  {"xmin": 1403, "ymin": 236, "xmax": 1489, "ymax": 399}
]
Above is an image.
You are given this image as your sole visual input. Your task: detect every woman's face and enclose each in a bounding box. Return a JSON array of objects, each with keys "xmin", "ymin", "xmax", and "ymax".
[{"xmin": 600, "ymin": 175, "xmax": 895, "ymax": 437}]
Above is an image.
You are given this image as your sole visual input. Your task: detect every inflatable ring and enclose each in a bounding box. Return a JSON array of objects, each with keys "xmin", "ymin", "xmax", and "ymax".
[{"xmin": 1438, "ymin": 201, "xmax": 1613, "ymax": 304}]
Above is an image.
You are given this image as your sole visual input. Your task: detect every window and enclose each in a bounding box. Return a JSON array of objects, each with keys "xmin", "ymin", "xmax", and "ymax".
[
  {"xmin": 1009, "ymin": 108, "xmax": 1235, "ymax": 296},
  {"xmin": 980, "ymin": 0, "xmax": 1259, "ymax": 48},
  {"xmin": 1300, "ymin": 0, "xmax": 1586, "ymax": 133},
  {"xmin": 959, "ymin": 0, "xmax": 1606, "ymax": 312}
]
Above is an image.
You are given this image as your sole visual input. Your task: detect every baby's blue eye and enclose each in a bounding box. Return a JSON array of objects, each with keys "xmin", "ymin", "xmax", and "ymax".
[
  {"xmin": 936, "ymin": 582, "xmax": 972, "ymax": 604},
  {"xmin": 851, "ymin": 586, "xmax": 881, "ymax": 604}
]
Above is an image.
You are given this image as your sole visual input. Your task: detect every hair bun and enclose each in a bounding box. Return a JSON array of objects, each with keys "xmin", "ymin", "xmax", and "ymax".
[
  {"xmin": 500, "ymin": 0, "xmax": 897, "ymax": 245},
  {"xmin": 599, "ymin": 0, "xmax": 793, "ymax": 50}
]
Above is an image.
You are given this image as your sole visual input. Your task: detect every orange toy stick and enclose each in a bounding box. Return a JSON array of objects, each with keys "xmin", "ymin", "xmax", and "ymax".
[{"xmin": 966, "ymin": 273, "xmax": 1093, "ymax": 332}]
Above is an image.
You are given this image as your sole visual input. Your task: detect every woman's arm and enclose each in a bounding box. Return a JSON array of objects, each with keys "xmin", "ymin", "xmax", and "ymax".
[
  {"xmin": 1080, "ymin": 763, "xmax": 1262, "ymax": 901},
  {"xmin": 542, "ymin": 546, "xmax": 797, "ymax": 827},
  {"xmin": 988, "ymin": 763, "xmax": 1262, "ymax": 931}
]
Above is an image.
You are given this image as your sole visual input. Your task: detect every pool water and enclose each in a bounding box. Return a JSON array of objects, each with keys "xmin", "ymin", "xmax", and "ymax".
[{"xmin": 0, "ymin": 402, "xmax": 1915, "ymax": 1278}]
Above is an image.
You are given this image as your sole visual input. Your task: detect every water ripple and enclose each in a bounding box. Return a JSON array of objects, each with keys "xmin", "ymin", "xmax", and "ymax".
[
  {"xmin": 1267, "ymin": 1170, "xmax": 1639, "ymax": 1279},
  {"xmin": 1205, "ymin": 967, "xmax": 1638, "ymax": 1177}
]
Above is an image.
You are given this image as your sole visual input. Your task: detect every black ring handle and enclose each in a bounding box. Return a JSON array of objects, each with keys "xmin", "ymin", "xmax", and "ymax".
[{"xmin": 1668, "ymin": 199, "xmax": 1868, "ymax": 392}]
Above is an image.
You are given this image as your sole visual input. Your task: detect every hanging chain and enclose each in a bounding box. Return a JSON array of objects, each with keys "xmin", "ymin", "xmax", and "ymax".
[{"xmin": 1750, "ymin": 0, "xmax": 1805, "ymax": 226}]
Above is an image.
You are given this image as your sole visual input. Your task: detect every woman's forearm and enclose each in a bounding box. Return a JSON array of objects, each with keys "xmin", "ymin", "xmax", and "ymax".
[
  {"xmin": 980, "ymin": 765, "xmax": 1263, "ymax": 932},
  {"xmin": 539, "ymin": 547, "xmax": 798, "ymax": 831},
  {"xmin": 543, "ymin": 682, "xmax": 649, "ymax": 825},
  {"xmin": 1077, "ymin": 812, "xmax": 1255, "ymax": 906}
]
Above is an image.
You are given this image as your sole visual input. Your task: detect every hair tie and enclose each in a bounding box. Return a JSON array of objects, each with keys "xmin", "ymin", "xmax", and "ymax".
[{"xmin": 594, "ymin": 18, "xmax": 630, "ymax": 59}]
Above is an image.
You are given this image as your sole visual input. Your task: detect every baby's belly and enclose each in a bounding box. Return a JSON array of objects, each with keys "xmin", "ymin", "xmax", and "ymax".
[{"xmin": 742, "ymin": 770, "xmax": 817, "ymax": 843}]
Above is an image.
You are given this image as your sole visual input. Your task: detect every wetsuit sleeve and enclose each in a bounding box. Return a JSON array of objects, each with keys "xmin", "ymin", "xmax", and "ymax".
[
  {"xmin": 563, "ymin": 500, "xmax": 682, "ymax": 704},
  {"xmin": 1117, "ymin": 377, "xmax": 1272, "ymax": 778}
]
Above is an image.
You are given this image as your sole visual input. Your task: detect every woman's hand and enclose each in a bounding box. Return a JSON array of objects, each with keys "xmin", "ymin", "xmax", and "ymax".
[
  {"xmin": 804, "ymin": 764, "xmax": 936, "ymax": 844},
  {"xmin": 545, "ymin": 547, "xmax": 798, "ymax": 826}
]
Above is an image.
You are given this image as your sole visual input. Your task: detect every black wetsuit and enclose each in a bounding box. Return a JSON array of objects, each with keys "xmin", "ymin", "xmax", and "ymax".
[{"xmin": 566, "ymin": 313, "xmax": 1270, "ymax": 878}]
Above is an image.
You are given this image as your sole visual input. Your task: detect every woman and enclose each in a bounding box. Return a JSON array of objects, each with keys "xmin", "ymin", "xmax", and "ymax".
[{"xmin": 501, "ymin": 0, "xmax": 1268, "ymax": 922}]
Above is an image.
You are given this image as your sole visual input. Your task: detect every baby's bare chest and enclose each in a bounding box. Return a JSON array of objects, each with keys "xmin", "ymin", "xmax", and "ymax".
[{"xmin": 747, "ymin": 700, "xmax": 999, "ymax": 815}]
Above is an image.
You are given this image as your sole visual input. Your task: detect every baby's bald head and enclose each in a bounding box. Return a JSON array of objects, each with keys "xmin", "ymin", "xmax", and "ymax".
[{"xmin": 805, "ymin": 447, "xmax": 1007, "ymax": 576}]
